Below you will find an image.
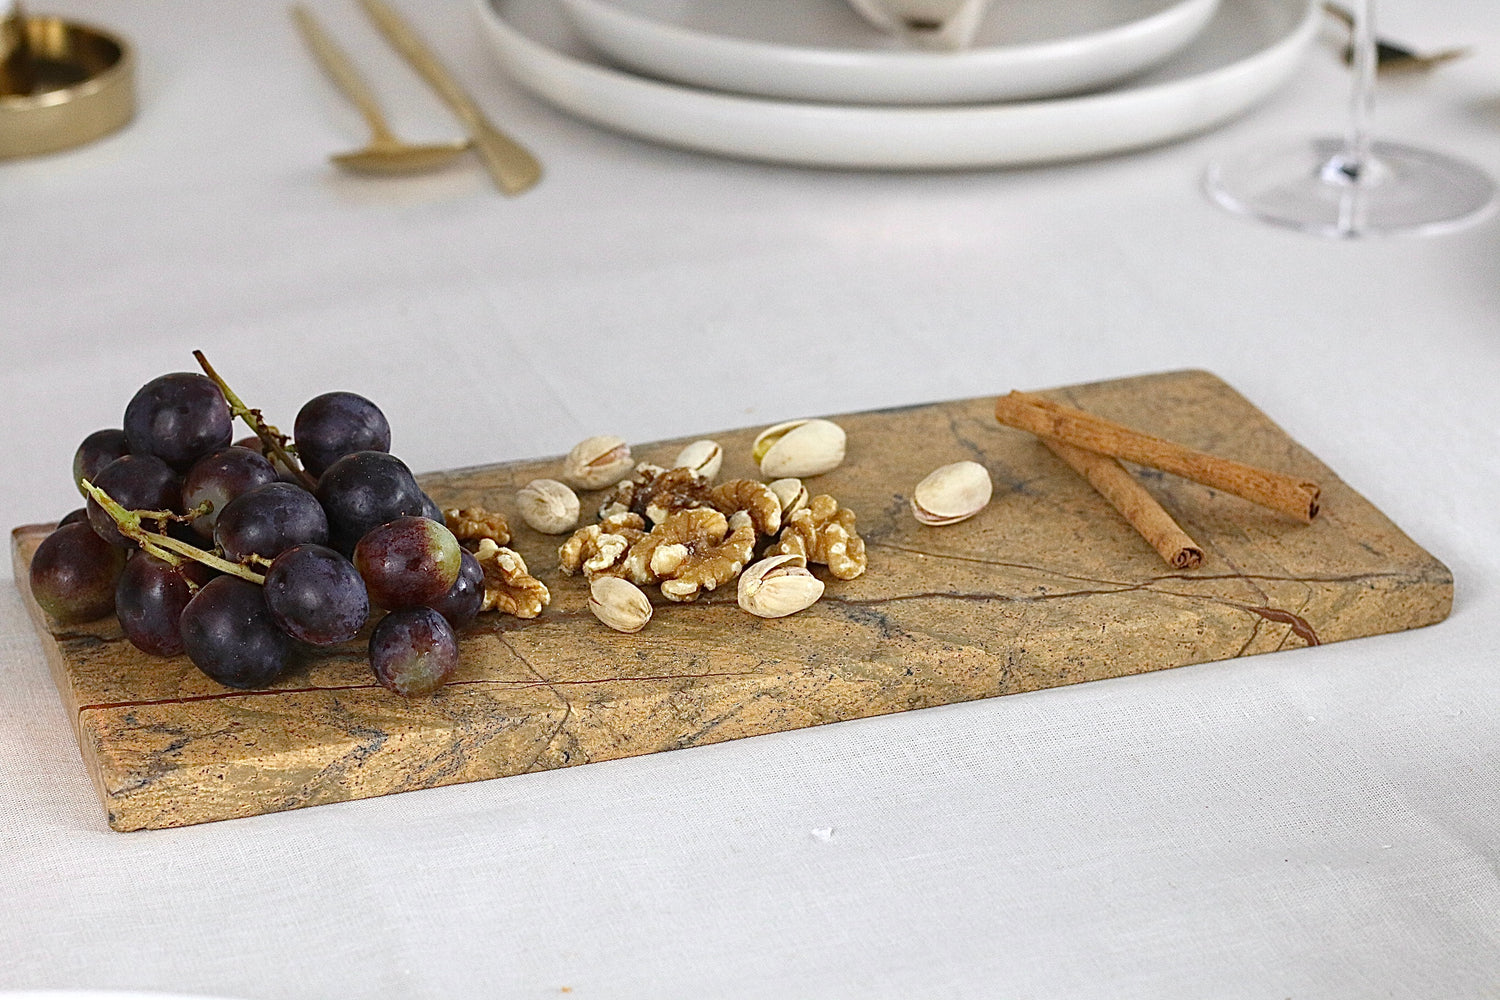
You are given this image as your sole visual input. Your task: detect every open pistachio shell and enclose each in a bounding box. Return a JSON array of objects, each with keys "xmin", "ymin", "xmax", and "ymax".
[{"xmin": 737, "ymin": 553, "xmax": 824, "ymax": 618}]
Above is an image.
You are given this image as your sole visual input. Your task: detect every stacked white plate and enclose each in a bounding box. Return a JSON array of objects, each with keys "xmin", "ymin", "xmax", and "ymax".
[{"xmin": 472, "ymin": 0, "xmax": 1319, "ymax": 169}]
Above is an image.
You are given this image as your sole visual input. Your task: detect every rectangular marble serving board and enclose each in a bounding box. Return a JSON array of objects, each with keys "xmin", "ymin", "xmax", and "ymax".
[{"xmin": 11, "ymin": 370, "xmax": 1453, "ymax": 831}]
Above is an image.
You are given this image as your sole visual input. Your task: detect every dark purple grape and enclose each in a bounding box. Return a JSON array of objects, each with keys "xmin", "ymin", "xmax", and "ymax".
[
  {"xmin": 263, "ymin": 544, "xmax": 369, "ymax": 646},
  {"xmin": 115, "ymin": 555, "xmax": 215, "ymax": 656},
  {"xmin": 72, "ymin": 429, "xmax": 130, "ymax": 495},
  {"xmin": 182, "ymin": 446, "xmax": 278, "ymax": 538},
  {"xmin": 353, "ymin": 516, "xmax": 462, "ymax": 610},
  {"xmin": 419, "ymin": 491, "xmax": 444, "ymax": 523},
  {"xmin": 233, "ymin": 435, "xmax": 276, "ymax": 464},
  {"xmin": 123, "ymin": 373, "xmax": 233, "ymax": 471},
  {"xmin": 428, "ymin": 548, "xmax": 483, "ymax": 629},
  {"xmin": 234, "ymin": 435, "xmax": 302, "ymax": 481},
  {"xmin": 369, "ymin": 607, "xmax": 458, "ymax": 697},
  {"xmin": 315, "ymin": 451, "xmax": 425, "ymax": 552},
  {"xmin": 86, "ymin": 454, "xmax": 182, "ymax": 547},
  {"xmin": 28, "ymin": 523, "xmax": 128, "ymax": 623},
  {"xmin": 214, "ymin": 481, "xmax": 329, "ymax": 563},
  {"xmin": 179, "ymin": 576, "xmax": 292, "ymax": 689},
  {"xmin": 294, "ymin": 391, "xmax": 392, "ymax": 478},
  {"xmin": 59, "ymin": 508, "xmax": 88, "ymax": 527}
]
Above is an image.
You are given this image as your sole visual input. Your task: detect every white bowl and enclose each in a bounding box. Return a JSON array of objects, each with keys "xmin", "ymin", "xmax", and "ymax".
[
  {"xmin": 559, "ymin": 0, "xmax": 1223, "ymax": 105},
  {"xmin": 477, "ymin": 0, "xmax": 1319, "ymax": 170}
]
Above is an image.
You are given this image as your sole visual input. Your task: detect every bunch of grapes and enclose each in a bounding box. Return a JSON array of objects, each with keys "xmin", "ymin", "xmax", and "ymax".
[{"xmin": 28, "ymin": 353, "xmax": 482, "ymax": 697}]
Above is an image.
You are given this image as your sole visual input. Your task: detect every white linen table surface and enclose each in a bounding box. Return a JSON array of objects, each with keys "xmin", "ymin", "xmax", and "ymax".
[{"xmin": 2, "ymin": 2, "xmax": 1498, "ymax": 997}]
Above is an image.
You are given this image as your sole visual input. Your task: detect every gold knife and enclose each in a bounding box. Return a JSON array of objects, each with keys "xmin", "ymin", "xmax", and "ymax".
[{"xmin": 358, "ymin": 0, "xmax": 540, "ymax": 195}]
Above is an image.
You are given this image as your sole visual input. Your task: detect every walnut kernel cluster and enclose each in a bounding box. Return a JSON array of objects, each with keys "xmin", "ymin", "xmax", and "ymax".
[
  {"xmin": 555, "ymin": 433, "xmax": 865, "ymax": 629},
  {"xmin": 443, "ymin": 505, "xmax": 550, "ymax": 619}
]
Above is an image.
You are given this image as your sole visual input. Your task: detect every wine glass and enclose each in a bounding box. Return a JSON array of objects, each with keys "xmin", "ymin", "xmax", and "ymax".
[{"xmin": 1205, "ymin": 0, "xmax": 1495, "ymax": 238}]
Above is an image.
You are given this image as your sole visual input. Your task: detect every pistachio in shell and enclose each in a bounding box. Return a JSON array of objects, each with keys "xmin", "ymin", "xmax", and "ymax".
[
  {"xmin": 911, "ymin": 461, "xmax": 992, "ymax": 526},
  {"xmin": 752, "ymin": 419, "xmax": 846, "ymax": 478}
]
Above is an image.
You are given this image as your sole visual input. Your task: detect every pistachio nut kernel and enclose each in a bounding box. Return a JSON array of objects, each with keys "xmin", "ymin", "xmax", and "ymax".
[
  {"xmin": 588, "ymin": 576, "xmax": 653, "ymax": 633},
  {"xmin": 767, "ymin": 478, "xmax": 810, "ymax": 518},
  {"xmin": 562, "ymin": 435, "xmax": 634, "ymax": 490},
  {"xmin": 752, "ymin": 419, "xmax": 847, "ymax": 478},
  {"xmin": 911, "ymin": 460, "xmax": 993, "ymax": 526},
  {"xmin": 672, "ymin": 439, "xmax": 724, "ymax": 481},
  {"xmin": 516, "ymin": 478, "xmax": 581, "ymax": 534},
  {"xmin": 737, "ymin": 553, "xmax": 825, "ymax": 619}
]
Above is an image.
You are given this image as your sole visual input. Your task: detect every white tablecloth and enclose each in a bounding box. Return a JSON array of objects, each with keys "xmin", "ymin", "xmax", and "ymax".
[{"xmin": 3, "ymin": 2, "xmax": 1498, "ymax": 997}]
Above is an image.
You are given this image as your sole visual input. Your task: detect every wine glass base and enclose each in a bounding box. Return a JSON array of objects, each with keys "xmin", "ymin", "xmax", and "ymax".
[{"xmin": 1205, "ymin": 138, "xmax": 1496, "ymax": 238}]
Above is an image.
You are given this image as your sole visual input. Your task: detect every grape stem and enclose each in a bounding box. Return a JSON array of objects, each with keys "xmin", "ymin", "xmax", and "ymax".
[
  {"xmin": 193, "ymin": 349, "xmax": 319, "ymax": 491},
  {"xmin": 82, "ymin": 480, "xmax": 267, "ymax": 585}
]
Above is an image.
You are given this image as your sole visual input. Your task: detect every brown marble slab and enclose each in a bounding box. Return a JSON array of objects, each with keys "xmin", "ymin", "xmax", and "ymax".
[{"xmin": 11, "ymin": 370, "xmax": 1452, "ymax": 831}]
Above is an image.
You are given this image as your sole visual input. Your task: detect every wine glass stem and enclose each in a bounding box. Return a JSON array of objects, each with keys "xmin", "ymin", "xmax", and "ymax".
[{"xmin": 1326, "ymin": 0, "xmax": 1377, "ymax": 184}]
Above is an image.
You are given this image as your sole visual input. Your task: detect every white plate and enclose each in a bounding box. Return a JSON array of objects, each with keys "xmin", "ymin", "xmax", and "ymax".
[
  {"xmin": 558, "ymin": 0, "xmax": 1222, "ymax": 105},
  {"xmin": 475, "ymin": 0, "xmax": 1318, "ymax": 170}
]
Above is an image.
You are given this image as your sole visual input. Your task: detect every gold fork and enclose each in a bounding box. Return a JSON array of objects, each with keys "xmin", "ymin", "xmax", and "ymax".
[{"xmin": 358, "ymin": 0, "xmax": 541, "ymax": 195}]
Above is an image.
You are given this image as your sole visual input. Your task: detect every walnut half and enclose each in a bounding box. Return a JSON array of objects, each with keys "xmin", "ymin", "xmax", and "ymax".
[
  {"xmin": 557, "ymin": 512, "xmax": 648, "ymax": 580},
  {"xmin": 623, "ymin": 508, "xmax": 755, "ymax": 602},
  {"xmin": 445, "ymin": 506, "xmax": 512, "ymax": 547},
  {"xmin": 769, "ymin": 494, "xmax": 866, "ymax": 581},
  {"xmin": 598, "ymin": 464, "xmax": 714, "ymax": 526},
  {"xmin": 710, "ymin": 479, "xmax": 782, "ymax": 536},
  {"xmin": 473, "ymin": 538, "xmax": 550, "ymax": 618}
]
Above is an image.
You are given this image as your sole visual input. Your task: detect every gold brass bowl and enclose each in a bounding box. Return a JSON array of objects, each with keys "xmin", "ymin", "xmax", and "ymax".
[{"xmin": 0, "ymin": 14, "xmax": 134, "ymax": 159}]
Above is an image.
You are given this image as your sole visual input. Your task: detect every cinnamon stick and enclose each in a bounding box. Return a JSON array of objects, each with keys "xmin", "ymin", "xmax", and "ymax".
[
  {"xmin": 995, "ymin": 391, "xmax": 1320, "ymax": 522},
  {"xmin": 1041, "ymin": 438, "xmax": 1204, "ymax": 570}
]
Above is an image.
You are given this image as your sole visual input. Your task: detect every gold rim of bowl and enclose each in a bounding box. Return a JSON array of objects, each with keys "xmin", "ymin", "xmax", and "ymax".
[{"xmin": 1, "ymin": 16, "xmax": 135, "ymax": 159}]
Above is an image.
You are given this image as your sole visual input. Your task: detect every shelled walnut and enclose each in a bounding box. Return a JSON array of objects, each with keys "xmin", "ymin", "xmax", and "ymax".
[
  {"xmin": 473, "ymin": 538, "xmax": 550, "ymax": 617},
  {"xmin": 598, "ymin": 463, "xmax": 714, "ymax": 525},
  {"xmin": 709, "ymin": 479, "xmax": 782, "ymax": 536},
  {"xmin": 557, "ymin": 512, "xmax": 648, "ymax": 580},
  {"xmin": 623, "ymin": 508, "xmax": 755, "ymax": 601},
  {"xmin": 444, "ymin": 506, "xmax": 511, "ymax": 547},
  {"xmin": 769, "ymin": 494, "xmax": 867, "ymax": 580}
]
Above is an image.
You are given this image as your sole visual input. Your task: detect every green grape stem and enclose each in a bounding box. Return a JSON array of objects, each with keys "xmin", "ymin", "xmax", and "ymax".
[
  {"xmin": 82, "ymin": 480, "xmax": 267, "ymax": 585},
  {"xmin": 193, "ymin": 349, "xmax": 319, "ymax": 491}
]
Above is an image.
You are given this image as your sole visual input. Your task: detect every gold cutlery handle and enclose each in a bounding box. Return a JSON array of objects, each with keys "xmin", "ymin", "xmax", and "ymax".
[
  {"xmin": 357, "ymin": 0, "xmax": 541, "ymax": 194},
  {"xmin": 291, "ymin": 4, "xmax": 396, "ymax": 143}
]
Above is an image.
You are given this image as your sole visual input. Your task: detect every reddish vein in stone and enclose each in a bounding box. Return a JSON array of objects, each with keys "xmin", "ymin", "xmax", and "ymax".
[{"xmin": 1237, "ymin": 605, "xmax": 1321, "ymax": 645}]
